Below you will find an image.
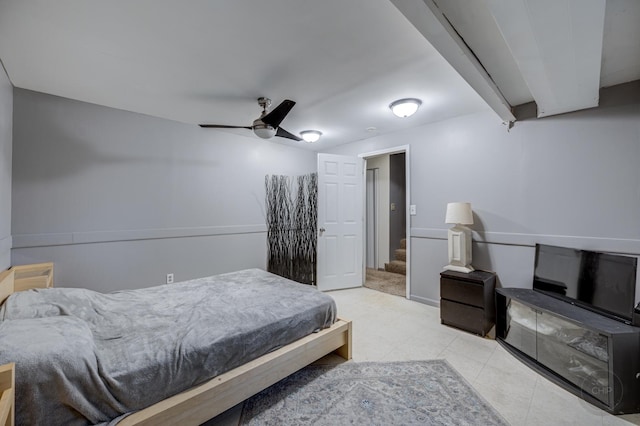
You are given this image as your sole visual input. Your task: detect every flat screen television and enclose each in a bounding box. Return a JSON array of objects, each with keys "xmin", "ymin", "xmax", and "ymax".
[{"xmin": 533, "ymin": 244, "xmax": 638, "ymax": 324}]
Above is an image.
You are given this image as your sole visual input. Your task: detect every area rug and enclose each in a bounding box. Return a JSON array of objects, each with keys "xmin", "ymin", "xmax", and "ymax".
[
  {"xmin": 364, "ymin": 268, "xmax": 405, "ymax": 297},
  {"xmin": 240, "ymin": 360, "xmax": 508, "ymax": 425}
]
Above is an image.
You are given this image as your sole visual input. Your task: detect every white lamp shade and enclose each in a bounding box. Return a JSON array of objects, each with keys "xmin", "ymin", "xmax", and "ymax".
[{"xmin": 445, "ymin": 202, "xmax": 473, "ymax": 225}]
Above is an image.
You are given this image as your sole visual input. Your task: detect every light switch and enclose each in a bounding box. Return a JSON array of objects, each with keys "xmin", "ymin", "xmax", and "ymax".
[
  {"xmin": 410, "ymin": 205, "xmax": 417, "ymax": 215},
  {"xmin": 390, "ymin": 203, "xmax": 396, "ymax": 211}
]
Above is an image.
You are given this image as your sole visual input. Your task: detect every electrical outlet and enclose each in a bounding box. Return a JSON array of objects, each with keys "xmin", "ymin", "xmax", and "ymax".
[
  {"xmin": 166, "ymin": 273, "xmax": 174, "ymax": 284},
  {"xmin": 410, "ymin": 205, "xmax": 417, "ymax": 216}
]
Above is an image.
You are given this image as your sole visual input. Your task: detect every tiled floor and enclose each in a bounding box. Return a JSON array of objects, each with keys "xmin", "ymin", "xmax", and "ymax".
[{"xmin": 207, "ymin": 287, "xmax": 640, "ymax": 425}]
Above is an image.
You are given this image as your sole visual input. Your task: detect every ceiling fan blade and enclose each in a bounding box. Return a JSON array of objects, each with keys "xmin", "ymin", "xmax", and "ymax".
[
  {"xmin": 262, "ymin": 99, "xmax": 296, "ymax": 128},
  {"xmin": 275, "ymin": 127, "xmax": 302, "ymax": 141},
  {"xmin": 199, "ymin": 124, "xmax": 252, "ymax": 129}
]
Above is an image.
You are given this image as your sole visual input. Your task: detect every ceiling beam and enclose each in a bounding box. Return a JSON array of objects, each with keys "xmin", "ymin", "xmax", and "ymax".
[
  {"xmin": 486, "ymin": 0, "xmax": 606, "ymax": 118},
  {"xmin": 391, "ymin": 0, "xmax": 516, "ymax": 123}
]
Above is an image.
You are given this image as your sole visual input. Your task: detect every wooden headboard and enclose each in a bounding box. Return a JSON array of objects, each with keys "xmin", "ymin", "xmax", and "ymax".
[
  {"xmin": 0, "ymin": 269, "xmax": 14, "ymax": 306},
  {"xmin": 0, "ymin": 263, "xmax": 54, "ymax": 305}
]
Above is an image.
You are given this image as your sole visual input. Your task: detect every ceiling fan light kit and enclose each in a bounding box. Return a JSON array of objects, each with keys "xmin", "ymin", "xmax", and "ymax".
[
  {"xmin": 390, "ymin": 98, "xmax": 422, "ymax": 118},
  {"xmin": 253, "ymin": 123, "xmax": 277, "ymax": 139},
  {"xmin": 300, "ymin": 130, "xmax": 322, "ymax": 143}
]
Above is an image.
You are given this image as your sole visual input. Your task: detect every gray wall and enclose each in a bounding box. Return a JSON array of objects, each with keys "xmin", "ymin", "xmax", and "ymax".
[
  {"xmin": 326, "ymin": 102, "xmax": 640, "ymax": 305},
  {"xmin": 11, "ymin": 89, "xmax": 317, "ymax": 291},
  {"xmin": 0, "ymin": 65, "xmax": 11, "ymax": 269}
]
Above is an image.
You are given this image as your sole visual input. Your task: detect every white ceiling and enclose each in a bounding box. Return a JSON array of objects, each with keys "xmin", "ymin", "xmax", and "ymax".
[
  {"xmin": 393, "ymin": 0, "xmax": 640, "ymax": 121},
  {"xmin": 0, "ymin": 0, "xmax": 638, "ymax": 151}
]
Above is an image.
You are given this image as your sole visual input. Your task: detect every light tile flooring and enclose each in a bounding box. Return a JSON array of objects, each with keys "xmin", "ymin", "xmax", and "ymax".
[{"xmin": 208, "ymin": 287, "xmax": 640, "ymax": 426}]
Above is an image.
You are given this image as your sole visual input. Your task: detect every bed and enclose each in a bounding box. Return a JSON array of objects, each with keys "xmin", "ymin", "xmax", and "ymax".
[{"xmin": 0, "ymin": 263, "xmax": 352, "ymax": 426}]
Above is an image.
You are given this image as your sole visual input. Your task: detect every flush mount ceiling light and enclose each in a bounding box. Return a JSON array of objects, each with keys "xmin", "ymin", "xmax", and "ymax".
[
  {"xmin": 300, "ymin": 130, "xmax": 322, "ymax": 143},
  {"xmin": 389, "ymin": 98, "xmax": 422, "ymax": 118}
]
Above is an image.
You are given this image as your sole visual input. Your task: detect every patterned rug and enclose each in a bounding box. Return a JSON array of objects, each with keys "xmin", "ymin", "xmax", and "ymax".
[{"xmin": 240, "ymin": 360, "xmax": 508, "ymax": 425}]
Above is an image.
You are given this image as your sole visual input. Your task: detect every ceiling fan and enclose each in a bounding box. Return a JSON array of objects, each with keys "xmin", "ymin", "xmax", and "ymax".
[{"xmin": 199, "ymin": 97, "xmax": 302, "ymax": 141}]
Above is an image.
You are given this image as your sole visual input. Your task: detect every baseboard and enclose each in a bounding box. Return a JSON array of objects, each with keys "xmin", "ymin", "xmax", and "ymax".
[{"xmin": 410, "ymin": 294, "xmax": 439, "ymax": 307}]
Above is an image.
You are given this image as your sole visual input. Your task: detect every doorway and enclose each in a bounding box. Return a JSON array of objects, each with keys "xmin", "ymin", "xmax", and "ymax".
[{"xmin": 361, "ymin": 146, "xmax": 410, "ymax": 298}]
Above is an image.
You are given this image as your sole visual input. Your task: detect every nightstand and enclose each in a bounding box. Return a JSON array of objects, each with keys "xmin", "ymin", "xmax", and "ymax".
[{"xmin": 440, "ymin": 270, "xmax": 497, "ymax": 337}]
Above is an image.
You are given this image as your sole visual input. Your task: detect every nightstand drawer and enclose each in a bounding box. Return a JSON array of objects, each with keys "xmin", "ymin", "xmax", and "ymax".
[
  {"xmin": 440, "ymin": 300, "xmax": 487, "ymax": 335},
  {"xmin": 441, "ymin": 278, "xmax": 484, "ymax": 308}
]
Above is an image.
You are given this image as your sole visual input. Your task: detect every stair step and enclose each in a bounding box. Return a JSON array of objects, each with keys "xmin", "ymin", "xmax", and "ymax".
[
  {"xmin": 384, "ymin": 260, "xmax": 406, "ymax": 275},
  {"xmin": 394, "ymin": 249, "xmax": 406, "ymax": 262},
  {"xmin": 400, "ymin": 238, "xmax": 406, "ymax": 249}
]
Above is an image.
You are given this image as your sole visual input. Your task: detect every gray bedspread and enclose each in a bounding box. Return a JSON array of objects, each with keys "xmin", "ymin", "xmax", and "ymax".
[{"xmin": 0, "ymin": 268, "xmax": 336, "ymax": 425}]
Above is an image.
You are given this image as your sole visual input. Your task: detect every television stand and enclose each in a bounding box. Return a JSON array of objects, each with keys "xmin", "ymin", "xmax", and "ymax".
[{"xmin": 496, "ymin": 288, "xmax": 640, "ymax": 414}]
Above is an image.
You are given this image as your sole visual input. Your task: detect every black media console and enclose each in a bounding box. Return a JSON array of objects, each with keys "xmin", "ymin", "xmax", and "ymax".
[{"xmin": 496, "ymin": 288, "xmax": 640, "ymax": 414}]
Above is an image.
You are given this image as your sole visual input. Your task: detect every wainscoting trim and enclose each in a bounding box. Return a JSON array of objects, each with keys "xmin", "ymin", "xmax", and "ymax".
[
  {"xmin": 12, "ymin": 225, "xmax": 268, "ymax": 248},
  {"xmin": 410, "ymin": 227, "xmax": 640, "ymax": 255}
]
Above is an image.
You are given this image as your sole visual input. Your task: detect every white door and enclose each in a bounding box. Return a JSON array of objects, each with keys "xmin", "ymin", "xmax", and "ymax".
[{"xmin": 317, "ymin": 153, "xmax": 364, "ymax": 291}]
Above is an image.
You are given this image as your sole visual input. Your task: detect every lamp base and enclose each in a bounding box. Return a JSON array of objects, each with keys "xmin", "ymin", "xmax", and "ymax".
[
  {"xmin": 445, "ymin": 225, "xmax": 474, "ymax": 274},
  {"xmin": 443, "ymin": 264, "xmax": 475, "ymax": 273}
]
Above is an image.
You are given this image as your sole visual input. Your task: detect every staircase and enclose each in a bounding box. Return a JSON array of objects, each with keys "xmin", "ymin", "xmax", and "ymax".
[{"xmin": 384, "ymin": 238, "xmax": 406, "ymax": 275}]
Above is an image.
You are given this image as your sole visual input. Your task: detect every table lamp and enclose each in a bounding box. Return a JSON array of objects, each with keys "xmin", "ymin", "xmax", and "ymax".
[{"xmin": 443, "ymin": 202, "xmax": 474, "ymax": 273}]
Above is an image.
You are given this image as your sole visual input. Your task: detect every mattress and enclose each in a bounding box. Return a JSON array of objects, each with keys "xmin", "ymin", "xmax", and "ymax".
[{"xmin": 0, "ymin": 268, "xmax": 336, "ymax": 425}]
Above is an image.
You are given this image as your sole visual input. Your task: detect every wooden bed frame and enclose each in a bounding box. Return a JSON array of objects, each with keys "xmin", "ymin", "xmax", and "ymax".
[
  {"xmin": 0, "ymin": 363, "xmax": 14, "ymax": 426},
  {"xmin": 0, "ymin": 262, "xmax": 54, "ymax": 305},
  {"xmin": 0, "ymin": 263, "xmax": 352, "ymax": 426}
]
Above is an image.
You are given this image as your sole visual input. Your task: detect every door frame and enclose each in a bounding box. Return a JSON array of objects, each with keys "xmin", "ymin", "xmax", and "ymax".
[
  {"xmin": 365, "ymin": 168, "xmax": 378, "ymax": 269},
  {"xmin": 359, "ymin": 145, "xmax": 411, "ymax": 299}
]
